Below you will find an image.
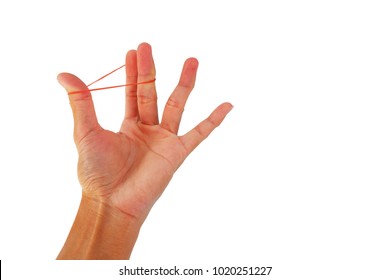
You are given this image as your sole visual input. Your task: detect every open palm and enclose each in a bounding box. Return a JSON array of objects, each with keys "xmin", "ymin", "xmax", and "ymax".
[{"xmin": 58, "ymin": 43, "xmax": 232, "ymax": 222}]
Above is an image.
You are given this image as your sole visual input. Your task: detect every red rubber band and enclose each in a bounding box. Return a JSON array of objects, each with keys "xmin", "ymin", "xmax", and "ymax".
[{"xmin": 68, "ymin": 64, "xmax": 156, "ymax": 95}]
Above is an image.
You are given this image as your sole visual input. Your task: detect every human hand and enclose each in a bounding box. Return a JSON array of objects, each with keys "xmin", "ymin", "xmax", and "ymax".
[{"xmin": 58, "ymin": 43, "xmax": 233, "ymax": 223}]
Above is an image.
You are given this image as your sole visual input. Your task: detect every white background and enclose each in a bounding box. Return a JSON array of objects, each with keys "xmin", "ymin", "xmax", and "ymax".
[{"xmin": 1, "ymin": 0, "xmax": 390, "ymax": 279}]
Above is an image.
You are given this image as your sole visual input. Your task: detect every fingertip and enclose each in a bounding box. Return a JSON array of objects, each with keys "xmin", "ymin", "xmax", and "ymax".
[
  {"xmin": 126, "ymin": 50, "xmax": 138, "ymax": 77},
  {"xmin": 221, "ymin": 102, "xmax": 234, "ymax": 114},
  {"xmin": 57, "ymin": 72, "xmax": 65, "ymax": 80},
  {"xmin": 57, "ymin": 73, "xmax": 88, "ymax": 93},
  {"xmin": 126, "ymin": 49, "xmax": 137, "ymax": 59},
  {"xmin": 186, "ymin": 57, "xmax": 199, "ymax": 68},
  {"xmin": 210, "ymin": 102, "xmax": 234, "ymax": 126},
  {"xmin": 138, "ymin": 42, "xmax": 152, "ymax": 52},
  {"xmin": 137, "ymin": 42, "xmax": 156, "ymax": 76},
  {"xmin": 57, "ymin": 72, "xmax": 73, "ymax": 90}
]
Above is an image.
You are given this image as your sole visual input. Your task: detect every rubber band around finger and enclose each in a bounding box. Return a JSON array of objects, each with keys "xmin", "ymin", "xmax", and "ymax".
[{"xmin": 67, "ymin": 64, "xmax": 156, "ymax": 95}]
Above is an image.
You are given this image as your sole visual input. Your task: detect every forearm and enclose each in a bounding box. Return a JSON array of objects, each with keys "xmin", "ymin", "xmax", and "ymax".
[{"xmin": 57, "ymin": 194, "xmax": 142, "ymax": 260}]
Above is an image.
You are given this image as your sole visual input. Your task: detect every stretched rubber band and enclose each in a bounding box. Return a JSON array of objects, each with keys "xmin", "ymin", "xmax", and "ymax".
[{"xmin": 68, "ymin": 64, "xmax": 156, "ymax": 95}]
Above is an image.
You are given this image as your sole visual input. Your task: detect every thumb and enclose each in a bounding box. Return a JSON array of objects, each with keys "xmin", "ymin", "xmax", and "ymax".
[{"xmin": 57, "ymin": 73, "xmax": 101, "ymax": 142}]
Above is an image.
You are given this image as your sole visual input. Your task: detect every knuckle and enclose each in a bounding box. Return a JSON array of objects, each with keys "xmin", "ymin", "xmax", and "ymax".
[
  {"xmin": 138, "ymin": 94, "xmax": 157, "ymax": 105},
  {"xmin": 71, "ymin": 94, "xmax": 93, "ymax": 103},
  {"xmin": 194, "ymin": 124, "xmax": 206, "ymax": 137},
  {"xmin": 166, "ymin": 97, "xmax": 184, "ymax": 111},
  {"xmin": 207, "ymin": 116, "xmax": 218, "ymax": 127}
]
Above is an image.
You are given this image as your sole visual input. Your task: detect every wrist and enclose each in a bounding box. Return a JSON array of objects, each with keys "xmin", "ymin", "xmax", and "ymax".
[{"xmin": 57, "ymin": 194, "xmax": 142, "ymax": 260}]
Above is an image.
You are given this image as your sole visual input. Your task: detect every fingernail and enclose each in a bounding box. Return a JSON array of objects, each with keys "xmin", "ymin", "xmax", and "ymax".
[{"xmin": 226, "ymin": 103, "xmax": 234, "ymax": 113}]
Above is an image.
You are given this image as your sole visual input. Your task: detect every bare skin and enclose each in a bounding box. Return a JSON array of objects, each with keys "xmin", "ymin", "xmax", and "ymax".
[{"xmin": 56, "ymin": 43, "xmax": 233, "ymax": 259}]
